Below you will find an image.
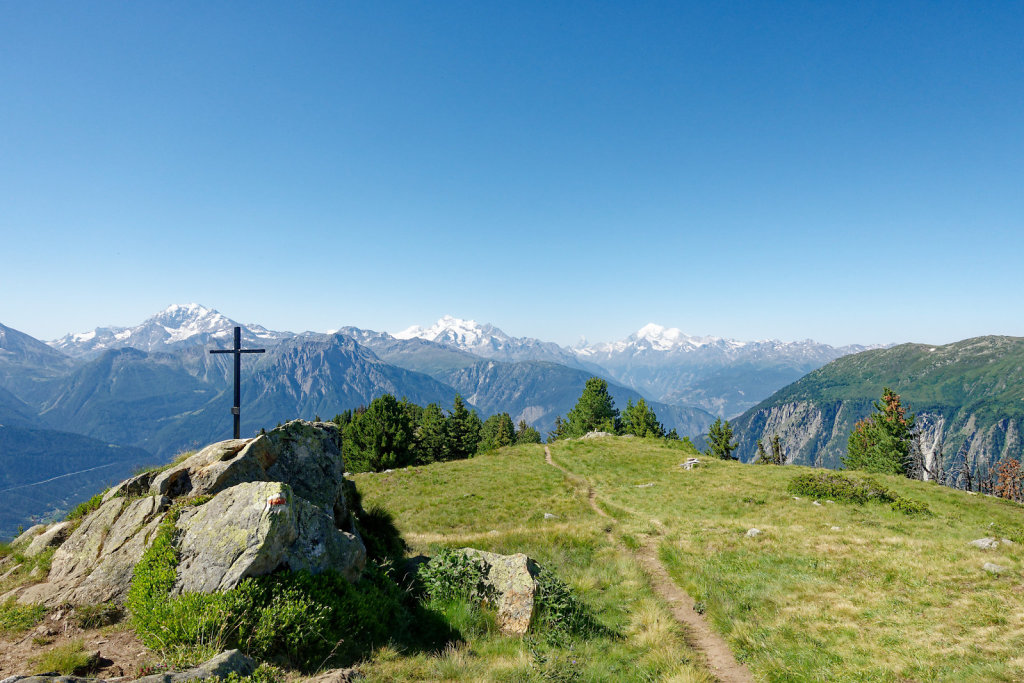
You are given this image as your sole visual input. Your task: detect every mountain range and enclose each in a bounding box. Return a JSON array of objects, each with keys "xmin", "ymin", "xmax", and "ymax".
[
  {"xmin": 729, "ymin": 335, "xmax": 1024, "ymax": 484},
  {"xmin": 0, "ymin": 303, "xmax": 877, "ymax": 537}
]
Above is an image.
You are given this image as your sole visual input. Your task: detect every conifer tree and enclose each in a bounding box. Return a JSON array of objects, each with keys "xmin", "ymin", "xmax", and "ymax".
[
  {"xmin": 843, "ymin": 387, "xmax": 914, "ymax": 475},
  {"xmin": 565, "ymin": 377, "xmax": 620, "ymax": 437},
  {"xmin": 479, "ymin": 412, "xmax": 516, "ymax": 452},
  {"xmin": 515, "ymin": 419, "xmax": 542, "ymax": 444},
  {"xmin": 621, "ymin": 398, "xmax": 665, "ymax": 438},
  {"xmin": 344, "ymin": 393, "xmax": 415, "ymax": 472},
  {"xmin": 414, "ymin": 402, "xmax": 449, "ymax": 464},
  {"xmin": 704, "ymin": 418, "xmax": 738, "ymax": 460},
  {"xmin": 447, "ymin": 394, "xmax": 482, "ymax": 460}
]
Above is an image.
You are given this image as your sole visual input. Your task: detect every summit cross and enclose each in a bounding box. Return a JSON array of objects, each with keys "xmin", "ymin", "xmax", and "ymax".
[{"xmin": 209, "ymin": 326, "xmax": 265, "ymax": 439}]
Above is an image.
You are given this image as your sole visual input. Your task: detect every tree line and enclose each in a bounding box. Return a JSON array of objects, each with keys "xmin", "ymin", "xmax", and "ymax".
[
  {"xmin": 547, "ymin": 377, "xmax": 691, "ymax": 445},
  {"xmin": 332, "ymin": 394, "xmax": 542, "ymax": 473}
]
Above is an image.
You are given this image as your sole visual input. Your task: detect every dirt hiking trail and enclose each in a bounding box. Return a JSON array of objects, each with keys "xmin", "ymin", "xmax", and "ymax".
[{"xmin": 543, "ymin": 445, "xmax": 754, "ymax": 683}]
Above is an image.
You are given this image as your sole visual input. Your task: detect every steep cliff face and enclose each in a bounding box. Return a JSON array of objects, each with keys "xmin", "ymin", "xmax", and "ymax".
[{"xmin": 731, "ymin": 336, "xmax": 1024, "ymax": 482}]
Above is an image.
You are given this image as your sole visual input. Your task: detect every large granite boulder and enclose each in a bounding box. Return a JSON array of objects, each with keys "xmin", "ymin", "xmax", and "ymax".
[
  {"xmin": 451, "ymin": 548, "xmax": 541, "ymax": 636},
  {"xmin": 147, "ymin": 420, "xmax": 351, "ymax": 529},
  {"xmin": 174, "ymin": 481, "xmax": 364, "ymax": 593},
  {"xmin": 14, "ymin": 421, "xmax": 364, "ymax": 607}
]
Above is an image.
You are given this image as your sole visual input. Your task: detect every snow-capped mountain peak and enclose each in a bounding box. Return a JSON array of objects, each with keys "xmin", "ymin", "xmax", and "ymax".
[
  {"xmin": 394, "ymin": 315, "xmax": 510, "ymax": 348},
  {"xmin": 49, "ymin": 304, "xmax": 289, "ymax": 358}
]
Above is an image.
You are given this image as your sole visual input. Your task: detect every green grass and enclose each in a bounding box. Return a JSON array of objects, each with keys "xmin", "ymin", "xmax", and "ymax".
[
  {"xmin": 548, "ymin": 437, "xmax": 1024, "ymax": 681},
  {"xmin": 0, "ymin": 598, "xmax": 46, "ymax": 636},
  {"xmin": 353, "ymin": 443, "xmax": 712, "ymax": 681},
  {"xmin": 32, "ymin": 639, "xmax": 95, "ymax": 675}
]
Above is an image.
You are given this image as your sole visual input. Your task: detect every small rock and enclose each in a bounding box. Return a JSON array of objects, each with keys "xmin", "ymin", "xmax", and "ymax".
[
  {"xmin": 543, "ymin": 513, "xmax": 557, "ymax": 520},
  {"xmin": 383, "ymin": 469, "xmax": 393, "ymax": 473},
  {"xmin": 812, "ymin": 501, "xmax": 822, "ymax": 506},
  {"xmin": 792, "ymin": 496, "xmax": 800, "ymax": 500},
  {"xmin": 636, "ymin": 483, "xmax": 655, "ymax": 488},
  {"xmin": 984, "ymin": 562, "xmax": 1007, "ymax": 574},
  {"xmin": 967, "ymin": 491, "xmax": 978, "ymax": 495},
  {"xmin": 825, "ymin": 500, "xmax": 835, "ymax": 504},
  {"xmin": 970, "ymin": 537, "xmax": 1000, "ymax": 550},
  {"xmin": 306, "ymin": 668, "xmax": 363, "ymax": 683},
  {"xmin": 1002, "ymin": 538, "xmax": 1016, "ymax": 546},
  {"xmin": 830, "ymin": 526, "xmax": 842, "ymax": 531},
  {"xmin": 681, "ymin": 458, "xmax": 701, "ymax": 470},
  {"xmin": 746, "ymin": 528, "xmax": 762, "ymax": 537}
]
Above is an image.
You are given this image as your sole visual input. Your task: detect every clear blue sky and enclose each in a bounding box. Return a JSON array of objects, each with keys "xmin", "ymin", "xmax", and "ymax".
[{"xmin": 2, "ymin": 2, "xmax": 1022, "ymax": 347}]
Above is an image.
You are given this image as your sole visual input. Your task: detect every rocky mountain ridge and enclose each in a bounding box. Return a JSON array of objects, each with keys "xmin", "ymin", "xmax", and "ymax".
[{"xmin": 730, "ymin": 335, "xmax": 1024, "ymax": 485}]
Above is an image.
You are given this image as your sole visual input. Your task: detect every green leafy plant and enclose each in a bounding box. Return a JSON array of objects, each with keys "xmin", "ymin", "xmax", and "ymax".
[{"xmin": 417, "ymin": 549, "xmax": 487, "ymax": 602}]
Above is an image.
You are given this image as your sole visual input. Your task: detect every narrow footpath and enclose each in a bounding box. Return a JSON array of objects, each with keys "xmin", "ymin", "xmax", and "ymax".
[{"xmin": 543, "ymin": 446, "xmax": 754, "ymax": 683}]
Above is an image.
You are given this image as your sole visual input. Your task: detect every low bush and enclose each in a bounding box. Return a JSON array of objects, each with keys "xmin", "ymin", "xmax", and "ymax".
[
  {"xmin": 788, "ymin": 471, "xmax": 896, "ymax": 504},
  {"xmin": 417, "ymin": 549, "xmax": 609, "ymax": 644},
  {"xmin": 789, "ymin": 470, "xmax": 933, "ymax": 517},
  {"xmin": 417, "ymin": 549, "xmax": 487, "ymax": 602},
  {"xmin": 891, "ymin": 497, "xmax": 932, "ymax": 516}
]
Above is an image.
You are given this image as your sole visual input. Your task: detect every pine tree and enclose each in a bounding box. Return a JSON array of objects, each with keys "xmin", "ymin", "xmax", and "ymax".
[
  {"xmin": 621, "ymin": 398, "xmax": 665, "ymax": 438},
  {"xmin": 343, "ymin": 393, "xmax": 415, "ymax": 472},
  {"xmin": 704, "ymin": 418, "xmax": 738, "ymax": 460},
  {"xmin": 565, "ymin": 377, "xmax": 620, "ymax": 437},
  {"xmin": 413, "ymin": 402, "xmax": 449, "ymax": 464},
  {"xmin": 548, "ymin": 416, "xmax": 569, "ymax": 442},
  {"xmin": 479, "ymin": 412, "xmax": 516, "ymax": 452},
  {"xmin": 447, "ymin": 394, "xmax": 482, "ymax": 460},
  {"xmin": 515, "ymin": 419, "xmax": 542, "ymax": 445},
  {"xmin": 843, "ymin": 387, "xmax": 915, "ymax": 475}
]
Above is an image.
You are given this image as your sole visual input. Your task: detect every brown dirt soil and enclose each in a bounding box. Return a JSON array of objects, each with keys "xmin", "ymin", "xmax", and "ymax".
[
  {"xmin": 544, "ymin": 446, "xmax": 753, "ymax": 683},
  {"xmin": 0, "ymin": 609, "xmax": 158, "ymax": 679}
]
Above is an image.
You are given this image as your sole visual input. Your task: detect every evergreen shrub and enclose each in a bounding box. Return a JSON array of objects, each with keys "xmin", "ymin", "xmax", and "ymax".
[{"xmin": 788, "ymin": 471, "xmax": 895, "ymax": 504}]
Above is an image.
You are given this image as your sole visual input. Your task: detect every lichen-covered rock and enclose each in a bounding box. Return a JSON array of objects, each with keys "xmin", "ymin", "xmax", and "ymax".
[
  {"xmin": 149, "ymin": 438, "xmax": 268, "ymax": 500},
  {"xmin": 101, "ymin": 470, "xmax": 157, "ymax": 503},
  {"xmin": 174, "ymin": 481, "xmax": 365, "ymax": 594},
  {"xmin": 970, "ymin": 537, "xmax": 1000, "ymax": 550},
  {"xmin": 14, "ymin": 421, "xmax": 362, "ymax": 606},
  {"xmin": 263, "ymin": 420, "xmax": 348, "ymax": 523},
  {"xmin": 18, "ymin": 495, "xmax": 170, "ymax": 606},
  {"xmin": 147, "ymin": 420, "xmax": 349, "ymax": 529},
  {"xmin": 10, "ymin": 524, "xmax": 47, "ymax": 548},
  {"xmin": 456, "ymin": 548, "xmax": 540, "ymax": 636},
  {"xmin": 22, "ymin": 522, "xmax": 73, "ymax": 558},
  {"xmin": 134, "ymin": 649, "xmax": 256, "ymax": 683},
  {"xmin": 2, "ymin": 649, "xmax": 257, "ymax": 683}
]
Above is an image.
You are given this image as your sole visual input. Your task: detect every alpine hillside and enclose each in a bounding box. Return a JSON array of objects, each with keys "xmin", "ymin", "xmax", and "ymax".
[{"xmin": 730, "ymin": 335, "xmax": 1024, "ymax": 484}]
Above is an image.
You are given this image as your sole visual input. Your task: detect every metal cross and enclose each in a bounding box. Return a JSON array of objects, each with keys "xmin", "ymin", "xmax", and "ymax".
[{"xmin": 209, "ymin": 326, "xmax": 265, "ymax": 438}]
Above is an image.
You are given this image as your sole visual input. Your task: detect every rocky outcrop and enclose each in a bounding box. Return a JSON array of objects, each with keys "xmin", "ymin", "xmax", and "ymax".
[
  {"xmin": 13, "ymin": 420, "xmax": 365, "ymax": 607},
  {"xmin": 454, "ymin": 548, "xmax": 541, "ymax": 636},
  {"xmin": 174, "ymin": 481, "xmax": 364, "ymax": 593}
]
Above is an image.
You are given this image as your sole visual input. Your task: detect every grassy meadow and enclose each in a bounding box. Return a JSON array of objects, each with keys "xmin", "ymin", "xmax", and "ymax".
[{"xmin": 357, "ymin": 437, "xmax": 1024, "ymax": 681}]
